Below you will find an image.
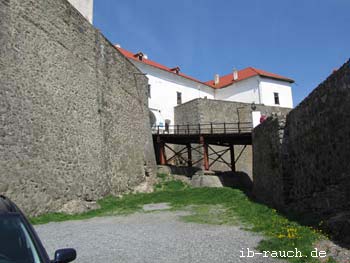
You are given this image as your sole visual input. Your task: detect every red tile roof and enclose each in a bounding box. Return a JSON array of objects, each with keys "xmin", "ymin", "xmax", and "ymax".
[
  {"xmin": 115, "ymin": 46, "xmax": 294, "ymax": 89},
  {"xmin": 115, "ymin": 46, "xmax": 207, "ymax": 86},
  {"xmin": 205, "ymin": 67, "xmax": 294, "ymax": 89}
]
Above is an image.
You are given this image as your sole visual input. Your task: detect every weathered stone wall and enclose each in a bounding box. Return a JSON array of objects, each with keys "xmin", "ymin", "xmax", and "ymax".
[
  {"xmin": 175, "ymin": 98, "xmax": 291, "ymax": 177},
  {"xmin": 0, "ymin": 0, "xmax": 156, "ymax": 215},
  {"xmin": 253, "ymin": 60, "xmax": 350, "ymax": 243},
  {"xmin": 252, "ymin": 117, "xmax": 286, "ymax": 209},
  {"xmin": 284, "ymin": 61, "xmax": 350, "ymax": 216}
]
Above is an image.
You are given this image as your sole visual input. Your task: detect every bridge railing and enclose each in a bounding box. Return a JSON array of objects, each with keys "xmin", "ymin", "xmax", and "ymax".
[{"xmin": 152, "ymin": 122, "xmax": 253, "ymax": 135}]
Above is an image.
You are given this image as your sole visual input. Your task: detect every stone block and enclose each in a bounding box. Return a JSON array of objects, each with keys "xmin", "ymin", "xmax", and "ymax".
[{"xmin": 191, "ymin": 175, "xmax": 223, "ymax": 188}]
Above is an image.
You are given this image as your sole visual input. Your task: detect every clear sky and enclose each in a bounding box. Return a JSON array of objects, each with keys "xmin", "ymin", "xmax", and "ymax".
[{"xmin": 94, "ymin": 0, "xmax": 350, "ymax": 106}]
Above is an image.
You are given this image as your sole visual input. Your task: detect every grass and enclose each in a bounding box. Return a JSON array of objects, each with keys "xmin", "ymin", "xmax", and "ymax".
[{"xmin": 30, "ymin": 174, "xmax": 330, "ymax": 263}]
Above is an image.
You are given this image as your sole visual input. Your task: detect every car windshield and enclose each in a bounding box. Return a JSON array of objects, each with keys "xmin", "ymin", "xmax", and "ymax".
[{"xmin": 0, "ymin": 215, "xmax": 41, "ymax": 263}]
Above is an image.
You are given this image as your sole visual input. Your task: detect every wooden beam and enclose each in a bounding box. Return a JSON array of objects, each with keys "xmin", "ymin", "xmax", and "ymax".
[
  {"xmin": 230, "ymin": 144, "xmax": 236, "ymax": 172},
  {"xmin": 200, "ymin": 136, "xmax": 209, "ymax": 171},
  {"xmin": 159, "ymin": 142, "xmax": 166, "ymax": 165},
  {"xmin": 187, "ymin": 143, "xmax": 192, "ymax": 167}
]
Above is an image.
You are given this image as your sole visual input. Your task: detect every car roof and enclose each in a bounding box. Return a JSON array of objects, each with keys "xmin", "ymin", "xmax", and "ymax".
[{"xmin": 0, "ymin": 195, "xmax": 19, "ymax": 214}]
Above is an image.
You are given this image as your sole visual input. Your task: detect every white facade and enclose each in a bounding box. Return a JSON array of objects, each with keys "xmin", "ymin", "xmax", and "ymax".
[
  {"xmin": 125, "ymin": 54, "xmax": 293, "ymax": 126},
  {"xmin": 68, "ymin": 0, "xmax": 94, "ymax": 23},
  {"xmin": 215, "ymin": 77, "xmax": 261, "ymax": 104},
  {"xmin": 215, "ymin": 76, "xmax": 293, "ymax": 108},
  {"xmin": 259, "ymin": 78, "xmax": 293, "ymax": 108},
  {"xmin": 131, "ymin": 61, "xmax": 214, "ymax": 126}
]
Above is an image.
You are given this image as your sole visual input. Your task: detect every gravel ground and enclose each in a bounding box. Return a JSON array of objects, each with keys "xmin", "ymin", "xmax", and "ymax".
[{"xmin": 35, "ymin": 209, "xmax": 285, "ymax": 263}]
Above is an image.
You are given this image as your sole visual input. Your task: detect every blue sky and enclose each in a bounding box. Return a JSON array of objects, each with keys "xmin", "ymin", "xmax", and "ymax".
[{"xmin": 94, "ymin": 0, "xmax": 350, "ymax": 106}]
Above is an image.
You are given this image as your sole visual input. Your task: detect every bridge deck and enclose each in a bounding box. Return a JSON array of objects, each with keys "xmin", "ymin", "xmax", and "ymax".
[
  {"xmin": 152, "ymin": 122, "xmax": 252, "ymax": 145},
  {"xmin": 152, "ymin": 122, "xmax": 253, "ymax": 170},
  {"xmin": 152, "ymin": 133, "xmax": 252, "ymax": 146}
]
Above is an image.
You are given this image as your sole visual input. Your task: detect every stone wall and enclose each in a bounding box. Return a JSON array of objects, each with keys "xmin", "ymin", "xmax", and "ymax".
[
  {"xmin": 175, "ymin": 98, "xmax": 291, "ymax": 177},
  {"xmin": 253, "ymin": 60, "xmax": 350, "ymax": 243},
  {"xmin": 252, "ymin": 117, "xmax": 286, "ymax": 209},
  {"xmin": 0, "ymin": 0, "xmax": 156, "ymax": 215}
]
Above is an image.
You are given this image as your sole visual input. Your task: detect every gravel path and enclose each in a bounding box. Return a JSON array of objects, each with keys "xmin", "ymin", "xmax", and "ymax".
[{"xmin": 35, "ymin": 209, "xmax": 285, "ymax": 263}]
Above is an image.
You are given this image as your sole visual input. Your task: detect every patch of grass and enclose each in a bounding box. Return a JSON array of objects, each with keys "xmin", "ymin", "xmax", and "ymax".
[
  {"xmin": 30, "ymin": 184, "xmax": 329, "ymax": 262},
  {"xmin": 156, "ymin": 173, "xmax": 168, "ymax": 180},
  {"xmin": 154, "ymin": 180, "xmax": 189, "ymax": 192},
  {"xmin": 181, "ymin": 205, "xmax": 238, "ymax": 225}
]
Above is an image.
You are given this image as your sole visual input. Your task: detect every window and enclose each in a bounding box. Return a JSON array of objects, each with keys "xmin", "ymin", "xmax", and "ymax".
[
  {"xmin": 0, "ymin": 215, "xmax": 42, "ymax": 263},
  {"xmin": 177, "ymin": 91, "xmax": 182, "ymax": 105},
  {"xmin": 274, "ymin": 92, "xmax": 280, "ymax": 105}
]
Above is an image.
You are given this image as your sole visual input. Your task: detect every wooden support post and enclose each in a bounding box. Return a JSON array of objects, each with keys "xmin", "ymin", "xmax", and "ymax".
[
  {"xmin": 159, "ymin": 141, "xmax": 167, "ymax": 165},
  {"xmin": 229, "ymin": 144, "xmax": 236, "ymax": 172},
  {"xmin": 200, "ymin": 136, "xmax": 209, "ymax": 171},
  {"xmin": 187, "ymin": 144, "xmax": 192, "ymax": 167}
]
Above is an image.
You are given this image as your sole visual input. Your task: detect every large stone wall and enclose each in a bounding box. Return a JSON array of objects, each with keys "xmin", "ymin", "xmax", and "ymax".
[
  {"xmin": 175, "ymin": 98, "xmax": 291, "ymax": 177},
  {"xmin": 252, "ymin": 117, "xmax": 286, "ymax": 209},
  {"xmin": 253, "ymin": 60, "xmax": 350, "ymax": 243},
  {"xmin": 0, "ymin": 0, "xmax": 156, "ymax": 215}
]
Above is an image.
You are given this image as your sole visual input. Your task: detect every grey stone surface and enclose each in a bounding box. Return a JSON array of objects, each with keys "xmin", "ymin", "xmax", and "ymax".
[
  {"xmin": 191, "ymin": 175, "xmax": 223, "ymax": 188},
  {"xmin": 174, "ymin": 98, "xmax": 291, "ymax": 177},
  {"xmin": 143, "ymin": 203, "xmax": 171, "ymax": 211},
  {"xmin": 253, "ymin": 60, "xmax": 350, "ymax": 244},
  {"xmin": 58, "ymin": 200, "xmax": 100, "ymax": 215},
  {"xmin": 0, "ymin": 0, "xmax": 156, "ymax": 216},
  {"xmin": 252, "ymin": 116, "xmax": 286, "ymax": 209},
  {"xmin": 35, "ymin": 211, "xmax": 286, "ymax": 263}
]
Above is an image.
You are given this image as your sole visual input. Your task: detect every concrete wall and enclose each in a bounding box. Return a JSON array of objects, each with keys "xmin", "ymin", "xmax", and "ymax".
[
  {"xmin": 175, "ymin": 98, "xmax": 291, "ymax": 177},
  {"xmin": 0, "ymin": 0, "xmax": 156, "ymax": 216},
  {"xmin": 253, "ymin": 60, "xmax": 350, "ymax": 243}
]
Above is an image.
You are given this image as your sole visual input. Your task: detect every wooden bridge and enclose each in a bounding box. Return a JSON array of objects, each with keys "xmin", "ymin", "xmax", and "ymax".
[{"xmin": 152, "ymin": 122, "xmax": 253, "ymax": 171}]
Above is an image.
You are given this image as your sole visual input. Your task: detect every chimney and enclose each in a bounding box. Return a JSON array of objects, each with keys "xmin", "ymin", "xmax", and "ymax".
[
  {"xmin": 233, "ymin": 68, "xmax": 238, "ymax": 81},
  {"xmin": 134, "ymin": 52, "xmax": 144, "ymax": 61},
  {"xmin": 170, "ymin": 67, "xmax": 180, "ymax": 74},
  {"xmin": 214, "ymin": 74, "xmax": 220, "ymax": 85}
]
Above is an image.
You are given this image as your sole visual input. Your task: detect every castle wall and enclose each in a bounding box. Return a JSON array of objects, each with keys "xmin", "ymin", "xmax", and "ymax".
[
  {"xmin": 175, "ymin": 98, "xmax": 290, "ymax": 177},
  {"xmin": 253, "ymin": 60, "xmax": 350, "ymax": 243},
  {"xmin": 0, "ymin": 0, "xmax": 156, "ymax": 215}
]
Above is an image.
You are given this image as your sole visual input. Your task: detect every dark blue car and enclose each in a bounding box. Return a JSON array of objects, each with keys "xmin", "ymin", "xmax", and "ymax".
[{"xmin": 0, "ymin": 195, "xmax": 76, "ymax": 263}]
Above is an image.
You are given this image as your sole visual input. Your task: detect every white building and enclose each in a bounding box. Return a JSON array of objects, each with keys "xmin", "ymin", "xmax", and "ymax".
[
  {"xmin": 67, "ymin": 0, "xmax": 94, "ymax": 24},
  {"xmin": 116, "ymin": 46, "xmax": 294, "ymax": 126}
]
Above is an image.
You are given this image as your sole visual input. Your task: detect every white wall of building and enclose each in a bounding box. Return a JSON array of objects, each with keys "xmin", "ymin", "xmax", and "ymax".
[
  {"xmin": 214, "ymin": 77, "xmax": 261, "ymax": 104},
  {"xmin": 127, "ymin": 59, "xmax": 293, "ymax": 126},
  {"xmin": 214, "ymin": 76, "xmax": 293, "ymax": 108},
  {"xmin": 132, "ymin": 62, "xmax": 214, "ymax": 126},
  {"xmin": 68, "ymin": 0, "xmax": 94, "ymax": 23},
  {"xmin": 259, "ymin": 78, "xmax": 293, "ymax": 108}
]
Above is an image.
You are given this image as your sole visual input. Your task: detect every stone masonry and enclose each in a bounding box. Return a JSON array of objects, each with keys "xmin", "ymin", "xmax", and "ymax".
[
  {"xmin": 0, "ymin": 0, "xmax": 156, "ymax": 216},
  {"xmin": 253, "ymin": 60, "xmax": 350, "ymax": 244},
  {"xmin": 175, "ymin": 98, "xmax": 291, "ymax": 178}
]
